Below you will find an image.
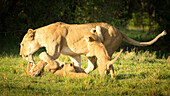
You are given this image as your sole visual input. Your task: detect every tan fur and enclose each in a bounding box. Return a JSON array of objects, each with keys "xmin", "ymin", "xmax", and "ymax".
[
  {"xmin": 85, "ymin": 35, "xmax": 123, "ymax": 78},
  {"xmin": 25, "ymin": 61, "xmax": 88, "ymax": 78},
  {"xmin": 54, "ymin": 62, "xmax": 88, "ymax": 78},
  {"xmin": 36, "ymin": 46, "xmax": 118, "ymax": 78},
  {"xmin": 25, "ymin": 60, "xmax": 46, "ymax": 76},
  {"xmin": 90, "ymin": 26, "xmax": 103, "ymax": 42},
  {"xmin": 25, "ymin": 52, "xmax": 87, "ymax": 77},
  {"xmin": 20, "ymin": 22, "xmax": 166, "ymax": 77},
  {"xmin": 25, "ymin": 62, "xmax": 33, "ymax": 75}
]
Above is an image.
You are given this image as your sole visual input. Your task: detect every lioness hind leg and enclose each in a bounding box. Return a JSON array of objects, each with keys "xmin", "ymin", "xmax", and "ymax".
[
  {"xmin": 69, "ymin": 55, "xmax": 81, "ymax": 67},
  {"xmin": 85, "ymin": 57, "xmax": 97, "ymax": 73}
]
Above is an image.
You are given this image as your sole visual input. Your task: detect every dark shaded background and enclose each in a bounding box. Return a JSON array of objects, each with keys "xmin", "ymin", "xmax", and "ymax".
[{"xmin": 0, "ymin": 0, "xmax": 169, "ymax": 57}]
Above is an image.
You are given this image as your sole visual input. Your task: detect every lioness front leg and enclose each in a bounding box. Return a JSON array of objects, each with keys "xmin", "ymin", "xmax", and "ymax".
[
  {"xmin": 29, "ymin": 52, "xmax": 60, "ymax": 76},
  {"xmin": 43, "ymin": 53, "xmax": 60, "ymax": 72},
  {"xmin": 29, "ymin": 52, "xmax": 62, "ymax": 76},
  {"xmin": 44, "ymin": 42, "xmax": 61, "ymax": 72},
  {"xmin": 30, "ymin": 41, "xmax": 61, "ymax": 76},
  {"xmin": 39, "ymin": 52, "xmax": 60, "ymax": 73},
  {"xmin": 29, "ymin": 52, "xmax": 49, "ymax": 76}
]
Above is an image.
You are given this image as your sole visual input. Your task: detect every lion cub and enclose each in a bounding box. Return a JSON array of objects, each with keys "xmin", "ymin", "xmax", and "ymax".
[
  {"xmin": 54, "ymin": 62, "xmax": 88, "ymax": 78},
  {"xmin": 84, "ymin": 26, "xmax": 123, "ymax": 78}
]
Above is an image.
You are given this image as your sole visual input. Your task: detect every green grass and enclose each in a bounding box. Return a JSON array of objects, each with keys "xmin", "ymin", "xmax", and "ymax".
[{"xmin": 0, "ymin": 29, "xmax": 169, "ymax": 95}]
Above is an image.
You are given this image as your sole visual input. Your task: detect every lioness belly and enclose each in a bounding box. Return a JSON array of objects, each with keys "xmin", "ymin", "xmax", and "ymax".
[{"xmin": 61, "ymin": 47, "xmax": 88, "ymax": 56}]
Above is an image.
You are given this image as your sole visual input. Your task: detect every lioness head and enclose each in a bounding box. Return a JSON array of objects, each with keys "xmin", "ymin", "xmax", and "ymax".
[{"xmin": 20, "ymin": 29, "xmax": 40, "ymax": 60}]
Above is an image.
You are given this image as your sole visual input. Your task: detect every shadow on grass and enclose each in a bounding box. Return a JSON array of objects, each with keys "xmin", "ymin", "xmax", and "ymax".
[{"xmin": 115, "ymin": 73, "xmax": 136, "ymax": 80}]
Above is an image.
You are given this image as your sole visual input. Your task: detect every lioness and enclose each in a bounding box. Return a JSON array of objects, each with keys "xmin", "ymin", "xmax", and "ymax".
[
  {"xmin": 20, "ymin": 22, "xmax": 166, "ymax": 76},
  {"xmin": 26, "ymin": 27, "xmax": 122, "ymax": 78}
]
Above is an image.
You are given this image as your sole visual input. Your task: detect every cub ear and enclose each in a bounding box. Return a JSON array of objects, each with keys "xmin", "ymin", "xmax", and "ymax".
[
  {"xmin": 70, "ymin": 62, "xmax": 74, "ymax": 67},
  {"xmin": 27, "ymin": 29, "xmax": 36, "ymax": 40},
  {"xmin": 61, "ymin": 64, "xmax": 64, "ymax": 68},
  {"xmin": 90, "ymin": 28, "xmax": 96, "ymax": 33},
  {"xmin": 85, "ymin": 37, "xmax": 95, "ymax": 42},
  {"xmin": 96, "ymin": 26, "xmax": 104, "ymax": 42},
  {"xmin": 71, "ymin": 62, "xmax": 74, "ymax": 66},
  {"xmin": 88, "ymin": 37, "xmax": 95, "ymax": 42}
]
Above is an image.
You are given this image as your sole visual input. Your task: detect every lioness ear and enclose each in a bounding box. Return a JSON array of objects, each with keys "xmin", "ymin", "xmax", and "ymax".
[{"xmin": 27, "ymin": 29, "xmax": 36, "ymax": 40}]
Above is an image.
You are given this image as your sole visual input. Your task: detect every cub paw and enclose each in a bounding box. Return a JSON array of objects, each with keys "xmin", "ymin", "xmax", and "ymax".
[
  {"xmin": 44, "ymin": 65, "xmax": 51, "ymax": 72},
  {"xmin": 29, "ymin": 65, "xmax": 41, "ymax": 77},
  {"xmin": 31, "ymin": 69, "xmax": 41, "ymax": 77}
]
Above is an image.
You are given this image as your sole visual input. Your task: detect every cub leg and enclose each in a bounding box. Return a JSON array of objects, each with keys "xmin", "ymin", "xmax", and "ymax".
[
  {"xmin": 30, "ymin": 60, "xmax": 47, "ymax": 76},
  {"xmin": 27, "ymin": 55, "xmax": 35, "ymax": 65},
  {"xmin": 108, "ymin": 65, "xmax": 115, "ymax": 79},
  {"xmin": 98, "ymin": 64, "xmax": 107, "ymax": 77},
  {"xmin": 25, "ymin": 62, "xmax": 33, "ymax": 75},
  {"xmin": 68, "ymin": 72, "xmax": 89, "ymax": 78},
  {"xmin": 69, "ymin": 55, "xmax": 81, "ymax": 67}
]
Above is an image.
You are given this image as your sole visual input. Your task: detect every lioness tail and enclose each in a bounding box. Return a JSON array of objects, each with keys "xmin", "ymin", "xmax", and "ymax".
[{"xmin": 121, "ymin": 30, "xmax": 166, "ymax": 46}]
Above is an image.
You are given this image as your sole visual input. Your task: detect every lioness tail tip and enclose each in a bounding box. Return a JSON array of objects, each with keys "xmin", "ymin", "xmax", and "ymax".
[{"xmin": 162, "ymin": 30, "xmax": 167, "ymax": 36}]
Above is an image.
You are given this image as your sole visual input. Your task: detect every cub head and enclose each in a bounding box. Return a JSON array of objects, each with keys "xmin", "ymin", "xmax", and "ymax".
[
  {"xmin": 61, "ymin": 62, "xmax": 75, "ymax": 73},
  {"xmin": 90, "ymin": 26, "xmax": 103, "ymax": 42},
  {"xmin": 20, "ymin": 29, "xmax": 40, "ymax": 60}
]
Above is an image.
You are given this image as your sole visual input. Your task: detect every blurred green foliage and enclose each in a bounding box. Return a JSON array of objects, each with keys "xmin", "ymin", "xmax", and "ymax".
[
  {"xmin": 0, "ymin": 0, "xmax": 169, "ymax": 51},
  {"xmin": 0, "ymin": 0, "xmax": 169, "ymax": 33}
]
